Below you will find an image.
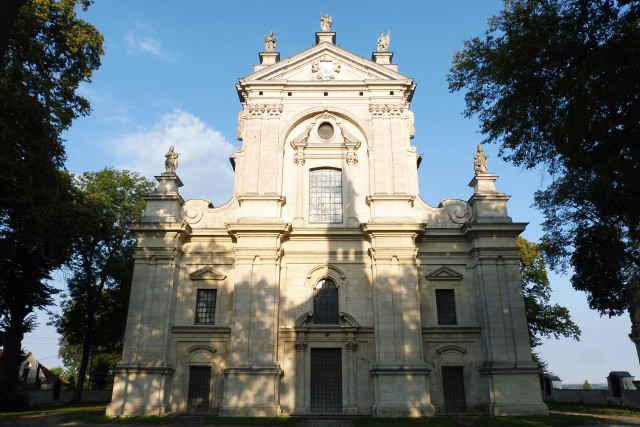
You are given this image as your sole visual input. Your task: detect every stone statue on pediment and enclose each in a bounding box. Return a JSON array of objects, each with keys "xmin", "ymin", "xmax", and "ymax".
[
  {"xmin": 264, "ymin": 31, "xmax": 276, "ymax": 52},
  {"xmin": 377, "ymin": 31, "xmax": 390, "ymax": 52},
  {"xmin": 320, "ymin": 14, "xmax": 332, "ymax": 32},
  {"xmin": 473, "ymin": 144, "xmax": 488, "ymax": 174},
  {"xmin": 165, "ymin": 145, "xmax": 179, "ymax": 173}
]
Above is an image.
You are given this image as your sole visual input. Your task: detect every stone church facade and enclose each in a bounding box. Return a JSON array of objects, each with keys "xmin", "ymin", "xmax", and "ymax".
[{"xmin": 107, "ymin": 23, "xmax": 548, "ymax": 417}]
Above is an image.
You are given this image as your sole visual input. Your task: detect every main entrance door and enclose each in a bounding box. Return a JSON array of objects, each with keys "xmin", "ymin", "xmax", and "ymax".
[
  {"xmin": 310, "ymin": 348, "xmax": 342, "ymax": 412},
  {"xmin": 187, "ymin": 366, "xmax": 211, "ymax": 412}
]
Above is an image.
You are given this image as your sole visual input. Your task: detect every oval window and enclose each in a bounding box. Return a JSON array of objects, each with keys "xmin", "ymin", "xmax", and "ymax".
[{"xmin": 317, "ymin": 122, "xmax": 334, "ymax": 140}]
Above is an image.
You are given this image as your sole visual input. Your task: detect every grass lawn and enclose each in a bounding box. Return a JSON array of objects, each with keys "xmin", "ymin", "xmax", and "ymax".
[
  {"xmin": 3, "ymin": 402, "xmax": 638, "ymax": 426},
  {"xmin": 548, "ymin": 402, "xmax": 640, "ymax": 417}
]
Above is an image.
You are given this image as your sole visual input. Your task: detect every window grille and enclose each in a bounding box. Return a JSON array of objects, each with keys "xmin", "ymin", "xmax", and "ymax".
[
  {"xmin": 313, "ymin": 279, "xmax": 339, "ymax": 324},
  {"xmin": 436, "ymin": 289, "xmax": 457, "ymax": 325},
  {"xmin": 310, "ymin": 348, "xmax": 342, "ymax": 412},
  {"xmin": 195, "ymin": 289, "xmax": 217, "ymax": 325},
  {"xmin": 309, "ymin": 168, "xmax": 342, "ymax": 223}
]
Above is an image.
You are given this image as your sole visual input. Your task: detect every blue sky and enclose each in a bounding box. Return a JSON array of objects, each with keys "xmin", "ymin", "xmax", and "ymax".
[{"xmin": 23, "ymin": 0, "xmax": 636, "ymax": 384}]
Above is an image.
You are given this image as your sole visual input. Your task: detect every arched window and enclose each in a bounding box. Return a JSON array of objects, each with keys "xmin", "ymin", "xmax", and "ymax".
[
  {"xmin": 313, "ymin": 278, "xmax": 339, "ymax": 324},
  {"xmin": 309, "ymin": 168, "xmax": 342, "ymax": 223}
]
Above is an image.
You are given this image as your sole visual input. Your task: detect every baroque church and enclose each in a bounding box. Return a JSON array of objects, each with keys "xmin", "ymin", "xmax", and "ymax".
[{"xmin": 106, "ymin": 18, "xmax": 548, "ymax": 417}]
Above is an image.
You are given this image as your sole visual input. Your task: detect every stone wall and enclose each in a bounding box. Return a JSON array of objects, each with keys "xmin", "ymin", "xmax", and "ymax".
[{"xmin": 544, "ymin": 388, "xmax": 640, "ymax": 409}]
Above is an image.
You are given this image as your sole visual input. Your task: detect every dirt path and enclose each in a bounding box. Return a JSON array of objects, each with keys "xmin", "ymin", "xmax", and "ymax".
[{"xmin": 0, "ymin": 408, "xmax": 104, "ymax": 426}]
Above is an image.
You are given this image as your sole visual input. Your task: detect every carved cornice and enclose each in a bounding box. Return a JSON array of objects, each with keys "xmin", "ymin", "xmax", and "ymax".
[
  {"xmin": 293, "ymin": 152, "xmax": 305, "ymax": 165},
  {"xmin": 248, "ymin": 104, "xmax": 266, "ymax": 116},
  {"xmin": 368, "ymin": 103, "xmax": 405, "ymax": 117},
  {"xmin": 295, "ymin": 340, "xmax": 308, "ymax": 351},
  {"xmin": 266, "ymin": 104, "xmax": 283, "ymax": 116}
]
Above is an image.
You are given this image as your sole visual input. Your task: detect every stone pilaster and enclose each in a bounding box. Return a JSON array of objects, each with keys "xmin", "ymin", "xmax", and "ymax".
[
  {"xmin": 107, "ymin": 172, "xmax": 190, "ymax": 416},
  {"xmin": 464, "ymin": 221, "xmax": 548, "ymax": 415},
  {"xmin": 221, "ymin": 223, "xmax": 291, "ymax": 416},
  {"xmin": 363, "ymin": 223, "xmax": 434, "ymax": 417},
  {"xmin": 294, "ymin": 339, "xmax": 308, "ymax": 414},
  {"xmin": 345, "ymin": 338, "xmax": 359, "ymax": 413}
]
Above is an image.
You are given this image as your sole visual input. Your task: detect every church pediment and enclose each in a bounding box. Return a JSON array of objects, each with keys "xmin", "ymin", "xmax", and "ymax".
[
  {"xmin": 425, "ymin": 266, "xmax": 463, "ymax": 281},
  {"xmin": 240, "ymin": 43, "xmax": 411, "ymax": 83},
  {"xmin": 189, "ymin": 265, "xmax": 227, "ymax": 281}
]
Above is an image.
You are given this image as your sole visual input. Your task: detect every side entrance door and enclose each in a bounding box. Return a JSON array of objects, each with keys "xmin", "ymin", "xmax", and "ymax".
[
  {"xmin": 187, "ymin": 366, "xmax": 211, "ymax": 412},
  {"xmin": 441, "ymin": 366, "xmax": 466, "ymax": 412},
  {"xmin": 310, "ymin": 348, "xmax": 342, "ymax": 412}
]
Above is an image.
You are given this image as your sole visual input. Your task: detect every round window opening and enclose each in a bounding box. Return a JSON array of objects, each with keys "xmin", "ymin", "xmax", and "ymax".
[{"xmin": 318, "ymin": 122, "xmax": 334, "ymax": 140}]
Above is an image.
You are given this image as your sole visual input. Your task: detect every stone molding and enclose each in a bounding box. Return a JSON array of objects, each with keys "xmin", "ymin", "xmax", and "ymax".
[
  {"xmin": 189, "ymin": 265, "xmax": 227, "ymax": 281},
  {"xmin": 289, "ymin": 111, "xmax": 361, "ymax": 166},
  {"xmin": 425, "ymin": 266, "xmax": 463, "ymax": 281}
]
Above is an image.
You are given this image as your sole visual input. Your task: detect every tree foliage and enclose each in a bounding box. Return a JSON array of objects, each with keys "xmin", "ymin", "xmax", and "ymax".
[
  {"xmin": 517, "ymin": 237, "xmax": 581, "ymax": 350},
  {"xmin": 0, "ymin": 0, "xmax": 102, "ymax": 408},
  {"xmin": 448, "ymin": 0, "xmax": 640, "ymax": 356},
  {"xmin": 54, "ymin": 169, "xmax": 155, "ymax": 400}
]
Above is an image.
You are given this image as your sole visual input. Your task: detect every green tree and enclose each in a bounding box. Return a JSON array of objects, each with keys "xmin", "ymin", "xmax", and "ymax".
[
  {"xmin": 54, "ymin": 169, "xmax": 155, "ymax": 401},
  {"xmin": 0, "ymin": 0, "xmax": 102, "ymax": 409},
  {"xmin": 517, "ymin": 237, "xmax": 581, "ymax": 352},
  {"xmin": 583, "ymin": 379, "xmax": 592, "ymax": 390},
  {"xmin": 448, "ymin": 0, "xmax": 640, "ymax": 361}
]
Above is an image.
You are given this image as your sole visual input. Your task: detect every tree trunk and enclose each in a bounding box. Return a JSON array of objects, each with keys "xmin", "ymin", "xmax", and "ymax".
[
  {"xmin": 72, "ymin": 305, "xmax": 96, "ymax": 403},
  {"xmin": 0, "ymin": 307, "xmax": 27, "ymax": 409},
  {"xmin": 628, "ymin": 279, "xmax": 640, "ymax": 366}
]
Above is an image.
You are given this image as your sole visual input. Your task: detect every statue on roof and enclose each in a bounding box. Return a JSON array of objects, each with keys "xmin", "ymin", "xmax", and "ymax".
[
  {"xmin": 264, "ymin": 31, "xmax": 276, "ymax": 52},
  {"xmin": 320, "ymin": 14, "xmax": 332, "ymax": 32},
  {"xmin": 165, "ymin": 146, "xmax": 180, "ymax": 173},
  {"xmin": 377, "ymin": 31, "xmax": 390, "ymax": 52},
  {"xmin": 473, "ymin": 144, "xmax": 488, "ymax": 174}
]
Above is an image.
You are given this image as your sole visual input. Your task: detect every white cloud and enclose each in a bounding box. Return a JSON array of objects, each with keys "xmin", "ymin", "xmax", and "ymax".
[
  {"xmin": 125, "ymin": 22, "xmax": 163, "ymax": 56},
  {"xmin": 111, "ymin": 109, "xmax": 236, "ymax": 206}
]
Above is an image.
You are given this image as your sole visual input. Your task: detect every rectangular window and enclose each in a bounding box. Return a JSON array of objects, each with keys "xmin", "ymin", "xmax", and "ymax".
[
  {"xmin": 309, "ymin": 168, "xmax": 342, "ymax": 223},
  {"xmin": 195, "ymin": 289, "xmax": 217, "ymax": 325},
  {"xmin": 436, "ymin": 289, "xmax": 457, "ymax": 325}
]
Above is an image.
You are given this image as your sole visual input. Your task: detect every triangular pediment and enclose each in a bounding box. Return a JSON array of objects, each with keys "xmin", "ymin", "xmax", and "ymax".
[
  {"xmin": 189, "ymin": 265, "xmax": 227, "ymax": 281},
  {"xmin": 425, "ymin": 266, "xmax": 463, "ymax": 281},
  {"xmin": 241, "ymin": 42, "xmax": 411, "ymax": 83}
]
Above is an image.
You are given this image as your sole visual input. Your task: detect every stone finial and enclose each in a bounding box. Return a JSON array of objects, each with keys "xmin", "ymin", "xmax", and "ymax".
[
  {"xmin": 264, "ymin": 31, "xmax": 276, "ymax": 52},
  {"xmin": 377, "ymin": 31, "xmax": 390, "ymax": 52},
  {"xmin": 164, "ymin": 145, "xmax": 179, "ymax": 173},
  {"xmin": 320, "ymin": 14, "xmax": 332, "ymax": 32},
  {"xmin": 473, "ymin": 144, "xmax": 488, "ymax": 175}
]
